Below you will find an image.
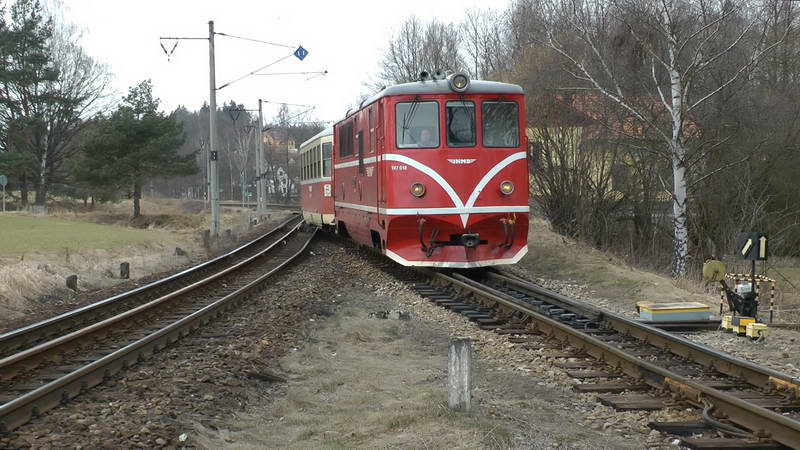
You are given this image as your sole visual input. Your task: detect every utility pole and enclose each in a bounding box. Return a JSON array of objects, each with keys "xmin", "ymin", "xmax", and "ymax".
[
  {"xmin": 258, "ymin": 99, "xmax": 266, "ymax": 212},
  {"xmin": 208, "ymin": 20, "xmax": 220, "ymax": 236},
  {"xmin": 252, "ymin": 120, "xmax": 260, "ymax": 211},
  {"xmin": 161, "ymin": 23, "xmax": 311, "ymax": 231}
]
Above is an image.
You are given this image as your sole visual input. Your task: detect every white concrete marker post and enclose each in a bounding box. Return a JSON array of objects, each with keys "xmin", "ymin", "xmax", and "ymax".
[{"xmin": 448, "ymin": 337, "xmax": 473, "ymax": 411}]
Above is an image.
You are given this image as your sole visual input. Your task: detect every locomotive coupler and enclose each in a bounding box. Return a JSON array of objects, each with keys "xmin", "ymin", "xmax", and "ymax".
[
  {"xmin": 500, "ymin": 216, "xmax": 516, "ymax": 249},
  {"xmin": 417, "ymin": 217, "xmax": 442, "ymax": 257},
  {"xmin": 461, "ymin": 233, "xmax": 480, "ymax": 249}
]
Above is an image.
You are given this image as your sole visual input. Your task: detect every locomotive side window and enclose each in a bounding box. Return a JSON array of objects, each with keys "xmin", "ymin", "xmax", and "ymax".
[
  {"xmin": 357, "ymin": 131, "xmax": 365, "ymax": 174},
  {"xmin": 368, "ymin": 108, "xmax": 375, "ymax": 153},
  {"xmin": 482, "ymin": 101, "xmax": 519, "ymax": 148},
  {"xmin": 322, "ymin": 142, "xmax": 332, "ymax": 177},
  {"xmin": 340, "ymin": 121, "xmax": 354, "ymax": 157},
  {"xmin": 446, "ymin": 101, "xmax": 475, "ymax": 147},
  {"xmin": 395, "ymin": 101, "xmax": 439, "ymax": 149}
]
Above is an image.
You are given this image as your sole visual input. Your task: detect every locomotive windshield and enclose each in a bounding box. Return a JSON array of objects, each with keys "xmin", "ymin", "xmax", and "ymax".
[
  {"xmin": 482, "ymin": 101, "xmax": 519, "ymax": 148},
  {"xmin": 446, "ymin": 101, "xmax": 475, "ymax": 147},
  {"xmin": 396, "ymin": 101, "xmax": 439, "ymax": 149}
]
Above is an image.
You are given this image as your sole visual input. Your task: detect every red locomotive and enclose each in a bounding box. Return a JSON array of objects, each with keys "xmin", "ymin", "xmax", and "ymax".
[{"xmin": 300, "ymin": 72, "xmax": 529, "ymax": 267}]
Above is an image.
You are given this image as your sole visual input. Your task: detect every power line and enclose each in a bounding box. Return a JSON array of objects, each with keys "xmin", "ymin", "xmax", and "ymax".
[
  {"xmin": 215, "ymin": 32, "xmax": 294, "ymax": 49},
  {"xmin": 261, "ymin": 100, "xmax": 314, "ymax": 108},
  {"xmin": 217, "ymin": 53, "xmax": 294, "ymax": 90},
  {"xmin": 254, "ymin": 70, "xmax": 328, "ymax": 76}
]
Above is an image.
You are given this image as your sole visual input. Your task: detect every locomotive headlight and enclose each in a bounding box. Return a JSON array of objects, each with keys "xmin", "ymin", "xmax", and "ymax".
[
  {"xmin": 448, "ymin": 72, "xmax": 470, "ymax": 93},
  {"xmin": 410, "ymin": 182, "xmax": 426, "ymax": 197},
  {"xmin": 500, "ymin": 180, "xmax": 514, "ymax": 195}
]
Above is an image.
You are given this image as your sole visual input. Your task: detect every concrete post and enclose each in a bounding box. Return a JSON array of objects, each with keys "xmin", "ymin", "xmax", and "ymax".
[
  {"xmin": 119, "ymin": 262, "xmax": 130, "ymax": 279},
  {"xmin": 66, "ymin": 275, "xmax": 78, "ymax": 292},
  {"xmin": 208, "ymin": 20, "xmax": 220, "ymax": 236},
  {"xmin": 448, "ymin": 337, "xmax": 472, "ymax": 411}
]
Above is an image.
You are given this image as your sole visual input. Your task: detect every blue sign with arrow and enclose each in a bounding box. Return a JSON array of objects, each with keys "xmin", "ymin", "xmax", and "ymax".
[{"xmin": 294, "ymin": 46, "xmax": 308, "ymax": 61}]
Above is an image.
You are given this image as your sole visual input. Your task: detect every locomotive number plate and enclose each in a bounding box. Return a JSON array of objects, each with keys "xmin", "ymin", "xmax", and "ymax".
[{"xmin": 391, "ymin": 165, "xmax": 408, "ymax": 171}]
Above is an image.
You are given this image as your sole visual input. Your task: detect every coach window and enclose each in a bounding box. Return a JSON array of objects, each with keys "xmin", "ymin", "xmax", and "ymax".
[
  {"xmin": 396, "ymin": 101, "xmax": 439, "ymax": 149},
  {"xmin": 310, "ymin": 146, "xmax": 315, "ymax": 178},
  {"xmin": 317, "ymin": 145, "xmax": 322, "ymax": 177},
  {"xmin": 301, "ymin": 152, "xmax": 305, "ymax": 181},
  {"xmin": 322, "ymin": 142, "xmax": 332, "ymax": 177},
  {"xmin": 340, "ymin": 122, "xmax": 354, "ymax": 157},
  {"xmin": 315, "ymin": 145, "xmax": 321, "ymax": 178},
  {"xmin": 482, "ymin": 101, "xmax": 519, "ymax": 148},
  {"xmin": 446, "ymin": 101, "xmax": 475, "ymax": 147}
]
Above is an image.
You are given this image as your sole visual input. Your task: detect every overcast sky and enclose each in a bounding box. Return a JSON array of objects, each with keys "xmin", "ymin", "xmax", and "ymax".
[{"xmin": 61, "ymin": 0, "xmax": 510, "ymax": 124}]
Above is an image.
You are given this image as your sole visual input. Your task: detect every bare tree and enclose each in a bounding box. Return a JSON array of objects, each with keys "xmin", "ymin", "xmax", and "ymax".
[
  {"xmin": 538, "ymin": 0, "xmax": 789, "ymax": 277},
  {"xmin": 379, "ymin": 16, "xmax": 466, "ymax": 84},
  {"xmin": 462, "ymin": 8, "xmax": 512, "ymax": 79}
]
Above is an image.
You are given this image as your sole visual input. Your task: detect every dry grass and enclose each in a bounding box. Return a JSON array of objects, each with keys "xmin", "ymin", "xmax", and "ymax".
[
  {"xmin": 192, "ymin": 303, "xmax": 643, "ymax": 450},
  {"xmin": 0, "ymin": 238, "xmax": 197, "ymax": 319},
  {"xmin": 515, "ymin": 218, "xmax": 723, "ymax": 313}
]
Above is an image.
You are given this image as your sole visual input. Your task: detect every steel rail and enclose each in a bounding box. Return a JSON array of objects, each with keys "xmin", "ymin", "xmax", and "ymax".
[
  {"xmin": 0, "ymin": 217, "xmax": 304, "ymax": 380},
  {"xmin": 489, "ymin": 271, "xmax": 800, "ymax": 392},
  {"xmin": 0, "ymin": 214, "xmax": 301, "ymax": 356},
  {"xmin": 432, "ymin": 270, "xmax": 800, "ymax": 447},
  {"xmin": 0, "ymin": 224, "xmax": 316, "ymax": 432}
]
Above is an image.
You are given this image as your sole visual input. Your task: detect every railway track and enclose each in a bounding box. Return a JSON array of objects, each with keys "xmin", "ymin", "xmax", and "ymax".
[
  {"xmin": 411, "ymin": 268, "xmax": 800, "ymax": 449},
  {"xmin": 0, "ymin": 215, "xmax": 315, "ymax": 432},
  {"xmin": 0, "ymin": 214, "xmax": 301, "ymax": 359}
]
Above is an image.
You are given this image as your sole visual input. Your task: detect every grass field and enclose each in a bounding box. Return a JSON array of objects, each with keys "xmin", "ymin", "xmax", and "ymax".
[{"xmin": 0, "ymin": 214, "xmax": 175, "ymax": 256}]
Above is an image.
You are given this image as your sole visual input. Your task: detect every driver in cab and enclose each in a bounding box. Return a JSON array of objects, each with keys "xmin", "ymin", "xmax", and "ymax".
[{"xmin": 418, "ymin": 129, "xmax": 435, "ymax": 147}]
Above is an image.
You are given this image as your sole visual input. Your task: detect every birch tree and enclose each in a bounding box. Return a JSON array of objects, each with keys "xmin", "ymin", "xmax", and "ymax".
[{"xmin": 539, "ymin": 0, "xmax": 789, "ymax": 277}]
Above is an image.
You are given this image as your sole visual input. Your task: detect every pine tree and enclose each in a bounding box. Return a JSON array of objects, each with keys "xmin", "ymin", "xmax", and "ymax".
[{"xmin": 79, "ymin": 80, "xmax": 197, "ymax": 218}]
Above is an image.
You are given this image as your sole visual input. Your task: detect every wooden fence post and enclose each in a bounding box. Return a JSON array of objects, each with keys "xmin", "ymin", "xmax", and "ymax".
[{"xmin": 448, "ymin": 337, "xmax": 472, "ymax": 411}]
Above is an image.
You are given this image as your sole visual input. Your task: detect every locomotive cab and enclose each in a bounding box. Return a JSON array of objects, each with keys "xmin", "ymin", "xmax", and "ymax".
[{"xmin": 332, "ymin": 73, "xmax": 529, "ymax": 268}]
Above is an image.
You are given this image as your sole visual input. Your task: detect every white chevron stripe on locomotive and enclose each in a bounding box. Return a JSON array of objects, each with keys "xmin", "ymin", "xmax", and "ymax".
[
  {"xmin": 381, "ymin": 152, "xmax": 527, "ymax": 226},
  {"xmin": 333, "ymin": 152, "xmax": 527, "ymax": 226},
  {"xmin": 333, "ymin": 203, "xmax": 530, "ymax": 216}
]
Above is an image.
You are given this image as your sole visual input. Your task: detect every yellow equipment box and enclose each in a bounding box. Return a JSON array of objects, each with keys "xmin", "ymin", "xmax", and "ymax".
[
  {"xmin": 636, "ymin": 301, "xmax": 711, "ymax": 322},
  {"xmin": 746, "ymin": 323, "xmax": 768, "ymax": 340},
  {"xmin": 731, "ymin": 316, "xmax": 756, "ymax": 335},
  {"xmin": 721, "ymin": 315, "xmax": 732, "ymax": 331}
]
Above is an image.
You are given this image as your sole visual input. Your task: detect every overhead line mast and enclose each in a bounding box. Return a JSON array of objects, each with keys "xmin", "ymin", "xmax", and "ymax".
[{"xmin": 160, "ymin": 23, "xmax": 318, "ymax": 235}]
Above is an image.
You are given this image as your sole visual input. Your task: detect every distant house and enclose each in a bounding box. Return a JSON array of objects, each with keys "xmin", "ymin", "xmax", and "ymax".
[
  {"xmin": 526, "ymin": 94, "xmax": 694, "ymax": 209},
  {"xmin": 263, "ymin": 130, "xmax": 297, "ymax": 150}
]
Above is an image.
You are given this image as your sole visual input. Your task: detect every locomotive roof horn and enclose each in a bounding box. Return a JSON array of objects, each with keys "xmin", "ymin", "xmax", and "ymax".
[{"xmin": 419, "ymin": 71, "xmax": 430, "ymax": 81}]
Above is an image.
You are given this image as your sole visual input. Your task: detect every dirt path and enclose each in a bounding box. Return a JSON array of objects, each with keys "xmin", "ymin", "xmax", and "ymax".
[{"xmin": 192, "ymin": 241, "xmax": 667, "ymax": 450}]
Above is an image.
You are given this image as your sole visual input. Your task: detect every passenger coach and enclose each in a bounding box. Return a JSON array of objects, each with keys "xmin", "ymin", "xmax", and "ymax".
[
  {"xmin": 331, "ymin": 72, "xmax": 529, "ymax": 268},
  {"xmin": 299, "ymin": 127, "xmax": 334, "ymax": 227}
]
